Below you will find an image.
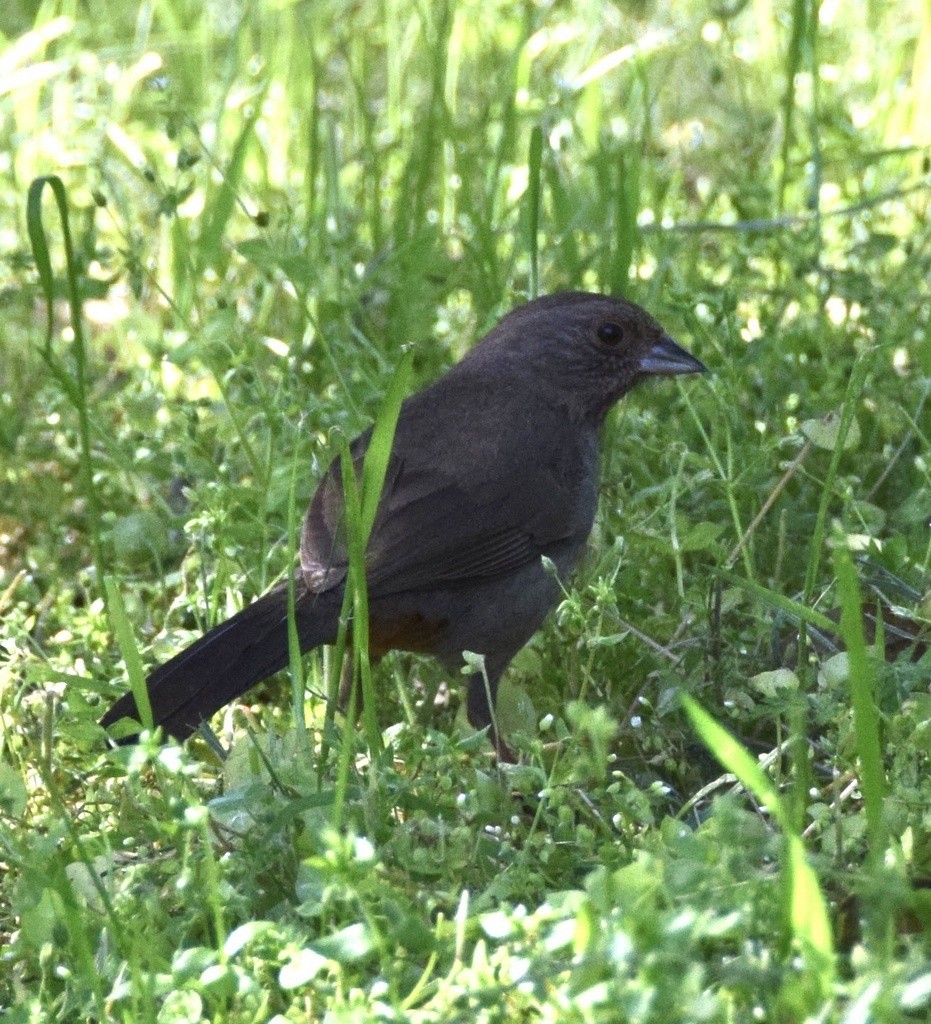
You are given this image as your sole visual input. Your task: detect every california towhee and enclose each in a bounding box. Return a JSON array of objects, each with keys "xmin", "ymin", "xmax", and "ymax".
[{"xmin": 101, "ymin": 292, "xmax": 705, "ymax": 756}]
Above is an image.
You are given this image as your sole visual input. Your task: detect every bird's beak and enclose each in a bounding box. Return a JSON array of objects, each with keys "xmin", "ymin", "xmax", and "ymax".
[{"xmin": 638, "ymin": 334, "xmax": 707, "ymax": 376}]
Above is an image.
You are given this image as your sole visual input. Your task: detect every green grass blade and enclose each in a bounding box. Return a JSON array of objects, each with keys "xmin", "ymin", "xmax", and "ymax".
[
  {"xmin": 778, "ymin": 0, "xmax": 808, "ymax": 210},
  {"xmin": 286, "ymin": 437, "xmax": 308, "ymax": 751},
  {"xmin": 197, "ymin": 103, "xmax": 263, "ymax": 274},
  {"xmin": 332, "ymin": 433, "xmax": 371, "ymax": 828},
  {"xmin": 25, "ymin": 178, "xmax": 56, "ymax": 344},
  {"xmin": 25, "ymin": 175, "xmax": 108, "ymax": 607},
  {"xmin": 683, "ymin": 696, "xmax": 835, "ymax": 994},
  {"xmin": 104, "ymin": 578, "xmax": 153, "ymax": 733},
  {"xmin": 785, "ymin": 832, "xmax": 834, "ymax": 971},
  {"xmin": 361, "ymin": 348, "xmax": 414, "ymax": 539},
  {"xmin": 330, "ymin": 349, "xmax": 415, "ymax": 826},
  {"xmin": 720, "ymin": 572, "xmax": 837, "ymax": 634},
  {"xmin": 612, "ymin": 145, "xmax": 641, "ymax": 296},
  {"xmin": 525, "ymin": 124, "xmax": 542, "ymax": 299},
  {"xmin": 832, "ymin": 540, "xmax": 886, "ymax": 857},
  {"xmin": 683, "ymin": 694, "xmax": 789, "ymax": 829}
]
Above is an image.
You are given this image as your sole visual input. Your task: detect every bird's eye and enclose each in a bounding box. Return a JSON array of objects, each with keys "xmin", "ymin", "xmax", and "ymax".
[{"xmin": 597, "ymin": 322, "xmax": 624, "ymax": 345}]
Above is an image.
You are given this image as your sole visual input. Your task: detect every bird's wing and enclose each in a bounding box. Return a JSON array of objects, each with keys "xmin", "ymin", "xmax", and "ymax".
[{"xmin": 301, "ymin": 424, "xmax": 595, "ymax": 598}]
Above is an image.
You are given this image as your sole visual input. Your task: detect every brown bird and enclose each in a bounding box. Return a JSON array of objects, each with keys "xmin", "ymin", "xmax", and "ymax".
[{"xmin": 101, "ymin": 292, "xmax": 705, "ymax": 757}]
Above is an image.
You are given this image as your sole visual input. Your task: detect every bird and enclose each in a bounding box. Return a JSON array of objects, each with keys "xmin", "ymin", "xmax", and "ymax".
[{"xmin": 101, "ymin": 291, "xmax": 706, "ymax": 758}]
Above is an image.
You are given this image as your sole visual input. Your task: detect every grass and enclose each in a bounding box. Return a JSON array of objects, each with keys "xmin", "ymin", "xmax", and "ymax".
[{"xmin": 2, "ymin": 1, "xmax": 931, "ymax": 1021}]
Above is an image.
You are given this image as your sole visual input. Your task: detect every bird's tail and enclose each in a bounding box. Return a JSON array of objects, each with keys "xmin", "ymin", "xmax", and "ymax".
[{"xmin": 100, "ymin": 581, "xmax": 342, "ymax": 742}]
